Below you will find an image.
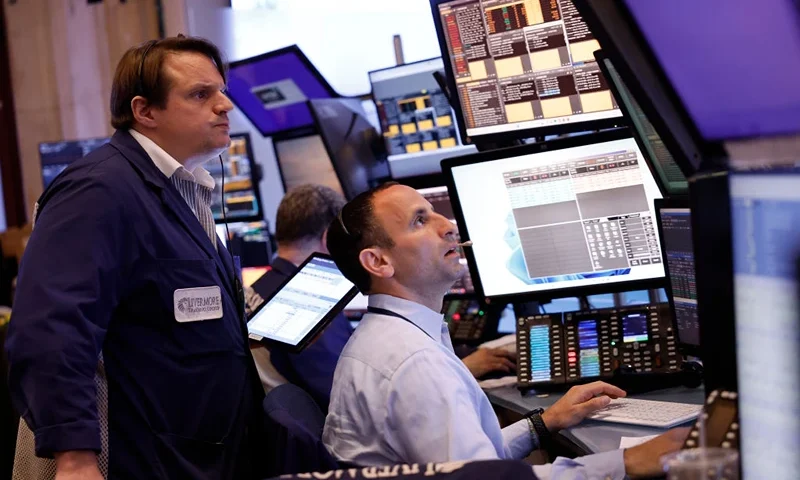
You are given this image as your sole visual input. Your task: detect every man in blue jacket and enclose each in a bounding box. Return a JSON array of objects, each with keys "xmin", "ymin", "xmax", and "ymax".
[{"xmin": 6, "ymin": 35, "xmax": 264, "ymax": 479}]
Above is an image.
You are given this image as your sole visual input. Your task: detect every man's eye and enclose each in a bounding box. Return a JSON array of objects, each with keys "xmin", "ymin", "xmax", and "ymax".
[
  {"xmin": 414, "ymin": 216, "xmax": 426, "ymax": 226},
  {"xmin": 193, "ymin": 90, "xmax": 208, "ymax": 99}
]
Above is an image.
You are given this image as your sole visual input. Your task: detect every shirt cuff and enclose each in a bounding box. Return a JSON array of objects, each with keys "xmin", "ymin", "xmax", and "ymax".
[
  {"xmin": 502, "ymin": 419, "xmax": 535, "ymax": 459},
  {"xmin": 533, "ymin": 449, "xmax": 626, "ymax": 480},
  {"xmin": 34, "ymin": 420, "xmax": 101, "ymax": 459}
]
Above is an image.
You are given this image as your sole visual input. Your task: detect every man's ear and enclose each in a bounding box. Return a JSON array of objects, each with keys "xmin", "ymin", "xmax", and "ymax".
[
  {"xmin": 358, "ymin": 247, "xmax": 394, "ymax": 280},
  {"xmin": 131, "ymin": 96, "xmax": 158, "ymax": 129},
  {"xmin": 320, "ymin": 228, "xmax": 329, "ymax": 255}
]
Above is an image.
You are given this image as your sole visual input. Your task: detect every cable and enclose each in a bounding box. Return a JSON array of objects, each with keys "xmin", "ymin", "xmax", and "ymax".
[
  {"xmin": 220, "ymin": 154, "xmax": 245, "ymax": 319},
  {"xmin": 219, "ymin": 154, "xmax": 231, "ymax": 250}
]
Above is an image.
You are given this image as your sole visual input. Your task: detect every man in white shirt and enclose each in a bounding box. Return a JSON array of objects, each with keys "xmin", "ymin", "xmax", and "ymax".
[{"xmin": 322, "ymin": 182, "xmax": 687, "ymax": 479}]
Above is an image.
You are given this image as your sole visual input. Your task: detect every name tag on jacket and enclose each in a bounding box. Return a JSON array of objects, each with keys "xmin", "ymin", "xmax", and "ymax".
[{"xmin": 173, "ymin": 286, "xmax": 224, "ymax": 322}]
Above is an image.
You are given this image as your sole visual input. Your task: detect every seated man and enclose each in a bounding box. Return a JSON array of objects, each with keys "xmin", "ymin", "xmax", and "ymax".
[
  {"xmin": 249, "ymin": 184, "xmax": 521, "ymax": 410},
  {"xmin": 323, "ymin": 182, "xmax": 687, "ymax": 478}
]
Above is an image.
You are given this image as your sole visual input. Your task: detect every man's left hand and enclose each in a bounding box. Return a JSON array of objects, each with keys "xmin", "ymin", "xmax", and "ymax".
[
  {"xmin": 541, "ymin": 381, "xmax": 626, "ymax": 432},
  {"xmin": 461, "ymin": 347, "xmax": 516, "ymax": 378}
]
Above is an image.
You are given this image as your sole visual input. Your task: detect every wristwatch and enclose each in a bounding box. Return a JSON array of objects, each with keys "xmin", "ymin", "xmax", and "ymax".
[{"xmin": 524, "ymin": 408, "xmax": 552, "ymax": 449}]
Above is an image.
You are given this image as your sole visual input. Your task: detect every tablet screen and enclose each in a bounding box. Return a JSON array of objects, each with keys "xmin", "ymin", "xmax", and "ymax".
[{"xmin": 247, "ymin": 255, "xmax": 356, "ymax": 348}]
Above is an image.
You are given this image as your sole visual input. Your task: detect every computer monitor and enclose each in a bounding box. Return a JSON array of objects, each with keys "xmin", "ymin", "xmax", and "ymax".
[
  {"xmin": 622, "ymin": 0, "xmax": 800, "ymax": 141},
  {"xmin": 368, "ymin": 58, "xmax": 477, "ymax": 178},
  {"xmin": 272, "ymin": 133, "xmax": 346, "ymax": 196},
  {"xmin": 595, "ymin": 50, "xmax": 688, "ymax": 195},
  {"xmin": 654, "ymin": 198, "xmax": 699, "ymax": 355},
  {"xmin": 443, "ymin": 128, "xmax": 665, "ymax": 303},
  {"xmin": 309, "ymin": 98, "xmax": 389, "ymax": 200},
  {"xmin": 430, "ymin": 0, "xmax": 624, "ymax": 144},
  {"xmin": 730, "ymin": 169, "xmax": 800, "ymax": 477},
  {"xmin": 39, "ymin": 137, "xmax": 111, "ymax": 188},
  {"xmin": 227, "ymin": 45, "xmax": 338, "ymax": 137},
  {"xmin": 207, "ymin": 133, "xmax": 263, "ymax": 223},
  {"xmin": 416, "ymin": 186, "xmax": 475, "ymax": 296}
]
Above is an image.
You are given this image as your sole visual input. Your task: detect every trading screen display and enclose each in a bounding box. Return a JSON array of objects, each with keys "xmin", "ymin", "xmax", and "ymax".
[
  {"xmin": 436, "ymin": 0, "xmax": 622, "ymax": 138},
  {"xmin": 417, "ymin": 186, "xmax": 474, "ymax": 295},
  {"xmin": 208, "ymin": 135, "xmax": 260, "ymax": 222},
  {"xmin": 731, "ymin": 172, "xmax": 800, "ymax": 477},
  {"xmin": 39, "ymin": 137, "xmax": 111, "ymax": 188},
  {"xmin": 370, "ymin": 58, "xmax": 461, "ymax": 156},
  {"xmin": 248, "ymin": 256, "xmax": 356, "ymax": 346},
  {"xmin": 450, "ymin": 137, "xmax": 664, "ymax": 298},
  {"xmin": 658, "ymin": 208, "xmax": 699, "ymax": 347},
  {"xmin": 601, "ymin": 57, "xmax": 687, "ymax": 194}
]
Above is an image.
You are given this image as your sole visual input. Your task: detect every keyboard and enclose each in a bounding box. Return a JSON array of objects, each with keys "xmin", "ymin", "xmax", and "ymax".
[{"xmin": 586, "ymin": 398, "xmax": 702, "ymax": 428}]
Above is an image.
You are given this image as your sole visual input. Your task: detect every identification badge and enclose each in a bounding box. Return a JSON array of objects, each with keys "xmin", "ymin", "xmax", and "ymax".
[{"xmin": 174, "ymin": 286, "xmax": 223, "ymax": 322}]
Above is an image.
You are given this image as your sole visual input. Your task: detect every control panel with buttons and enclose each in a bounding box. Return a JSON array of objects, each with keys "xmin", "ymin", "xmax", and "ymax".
[
  {"xmin": 516, "ymin": 303, "xmax": 681, "ymax": 388},
  {"xmin": 443, "ymin": 298, "xmax": 503, "ymax": 344}
]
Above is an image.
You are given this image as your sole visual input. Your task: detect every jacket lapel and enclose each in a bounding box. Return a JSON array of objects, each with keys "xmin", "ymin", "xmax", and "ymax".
[{"xmin": 110, "ymin": 130, "xmax": 237, "ymax": 301}]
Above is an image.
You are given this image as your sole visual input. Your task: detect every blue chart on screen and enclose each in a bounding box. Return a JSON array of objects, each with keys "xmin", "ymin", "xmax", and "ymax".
[
  {"xmin": 529, "ymin": 325, "xmax": 552, "ymax": 382},
  {"xmin": 578, "ymin": 320, "xmax": 600, "ymax": 377},
  {"xmin": 623, "ymin": 314, "xmax": 649, "ymax": 343}
]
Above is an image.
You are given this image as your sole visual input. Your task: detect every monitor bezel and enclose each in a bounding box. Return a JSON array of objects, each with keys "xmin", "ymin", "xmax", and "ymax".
[
  {"xmin": 428, "ymin": 0, "xmax": 627, "ymax": 146},
  {"xmin": 653, "ymin": 196, "xmax": 700, "ymax": 357},
  {"xmin": 215, "ymin": 132, "xmax": 264, "ymax": 224},
  {"xmin": 594, "ymin": 50, "xmax": 689, "ymax": 196},
  {"xmin": 442, "ymin": 127, "xmax": 667, "ymax": 305},
  {"xmin": 246, "ymin": 252, "xmax": 358, "ymax": 353},
  {"xmin": 226, "ymin": 45, "xmax": 340, "ymax": 138}
]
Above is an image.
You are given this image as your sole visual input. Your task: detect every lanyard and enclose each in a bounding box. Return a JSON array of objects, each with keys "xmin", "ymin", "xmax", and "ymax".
[{"xmin": 367, "ymin": 306, "xmax": 435, "ymax": 341}]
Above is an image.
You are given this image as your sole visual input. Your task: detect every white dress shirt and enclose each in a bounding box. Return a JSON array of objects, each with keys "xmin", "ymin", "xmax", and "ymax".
[{"xmin": 323, "ymin": 294, "xmax": 626, "ymax": 480}]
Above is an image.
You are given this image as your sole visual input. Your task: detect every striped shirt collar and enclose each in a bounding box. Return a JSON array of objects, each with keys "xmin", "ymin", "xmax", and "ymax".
[{"xmin": 128, "ymin": 129, "xmax": 215, "ymax": 190}]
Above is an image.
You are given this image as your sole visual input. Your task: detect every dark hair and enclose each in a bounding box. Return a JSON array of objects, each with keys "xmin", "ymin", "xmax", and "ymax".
[
  {"xmin": 110, "ymin": 35, "xmax": 227, "ymax": 130},
  {"xmin": 275, "ymin": 184, "xmax": 347, "ymax": 246},
  {"xmin": 326, "ymin": 182, "xmax": 398, "ymax": 293}
]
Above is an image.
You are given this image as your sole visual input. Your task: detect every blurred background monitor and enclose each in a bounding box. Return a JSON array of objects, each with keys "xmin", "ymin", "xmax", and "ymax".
[
  {"xmin": 272, "ymin": 133, "xmax": 346, "ymax": 197},
  {"xmin": 595, "ymin": 50, "xmax": 688, "ymax": 195},
  {"xmin": 39, "ymin": 137, "xmax": 111, "ymax": 188},
  {"xmin": 430, "ymin": 0, "xmax": 625, "ymax": 144},
  {"xmin": 207, "ymin": 133, "xmax": 263, "ymax": 223},
  {"xmin": 369, "ymin": 57, "xmax": 476, "ymax": 178},
  {"xmin": 227, "ymin": 45, "xmax": 338, "ymax": 137},
  {"xmin": 309, "ymin": 98, "xmax": 389, "ymax": 200}
]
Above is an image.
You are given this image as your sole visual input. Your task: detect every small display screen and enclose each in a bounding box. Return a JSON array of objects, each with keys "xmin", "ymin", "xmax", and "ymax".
[
  {"xmin": 578, "ymin": 320, "xmax": 600, "ymax": 377},
  {"xmin": 529, "ymin": 324, "xmax": 553, "ymax": 382},
  {"xmin": 248, "ymin": 256, "xmax": 356, "ymax": 347},
  {"xmin": 622, "ymin": 313, "xmax": 649, "ymax": 343}
]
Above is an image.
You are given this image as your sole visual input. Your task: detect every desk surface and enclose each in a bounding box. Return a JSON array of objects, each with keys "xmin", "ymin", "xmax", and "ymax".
[{"xmin": 486, "ymin": 385, "xmax": 705, "ymax": 454}]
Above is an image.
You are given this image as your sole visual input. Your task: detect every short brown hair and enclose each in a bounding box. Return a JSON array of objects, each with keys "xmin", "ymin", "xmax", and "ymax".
[
  {"xmin": 275, "ymin": 184, "xmax": 346, "ymax": 246},
  {"xmin": 326, "ymin": 182, "xmax": 398, "ymax": 293},
  {"xmin": 110, "ymin": 35, "xmax": 227, "ymax": 130}
]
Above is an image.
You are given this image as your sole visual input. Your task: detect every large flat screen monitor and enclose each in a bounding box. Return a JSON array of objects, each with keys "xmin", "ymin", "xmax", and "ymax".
[
  {"xmin": 623, "ymin": 0, "xmax": 800, "ymax": 141},
  {"xmin": 227, "ymin": 45, "xmax": 338, "ymax": 137},
  {"xmin": 444, "ymin": 128, "xmax": 664, "ymax": 302},
  {"xmin": 654, "ymin": 198, "xmax": 699, "ymax": 355},
  {"xmin": 730, "ymin": 169, "xmax": 800, "ymax": 478},
  {"xmin": 430, "ymin": 0, "xmax": 624, "ymax": 143},
  {"xmin": 309, "ymin": 98, "xmax": 389, "ymax": 200},
  {"xmin": 272, "ymin": 134, "xmax": 346, "ymax": 196},
  {"xmin": 369, "ymin": 58, "xmax": 477, "ymax": 178},
  {"xmin": 39, "ymin": 137, "xmax": 111, "ymax": 188},
  {"xmin": 208, "ymin": 133, "xmax": 263, "ymax": 223},
  {"xmin": 595, "ymin": 50, "xmax": 688, "ymax": 195}
]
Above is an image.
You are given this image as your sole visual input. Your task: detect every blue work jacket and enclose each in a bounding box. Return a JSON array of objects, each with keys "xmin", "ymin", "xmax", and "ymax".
[{"xmin": 6, "ymin": 130, "xmax": 265, "ymax": 479}]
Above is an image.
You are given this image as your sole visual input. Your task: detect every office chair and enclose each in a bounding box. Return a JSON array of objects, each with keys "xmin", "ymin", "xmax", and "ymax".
[{"xmin": 262, "ymin": 383, "xmax": 338, "ymax": 476}]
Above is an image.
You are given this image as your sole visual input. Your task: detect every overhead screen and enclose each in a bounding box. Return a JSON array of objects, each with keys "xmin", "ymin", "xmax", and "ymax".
[
  {"xmin": 623, "ymin": 0, "xmax": 800, "ymax": 140},
  {"xmin": 446, "ymin": 131, "xmax": 664, "ymax": 300},
  {"xmin": 730, "ymin": 171, "xmax": 800, "ymax": 478},
  {"xmin": 432, "ymin": 0, "xmax": 623, "ymax": 141},
  {"xmin": 227, "ymin": 46, "xmax": 337, "ymax": 137}
]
